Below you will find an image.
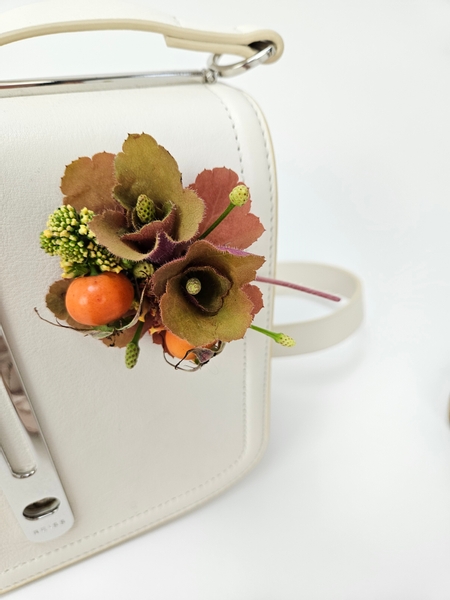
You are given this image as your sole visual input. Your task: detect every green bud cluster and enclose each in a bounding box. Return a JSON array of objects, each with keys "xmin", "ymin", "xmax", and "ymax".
[
  {"xmin": 136, "ymin": 194, "xmax": 156, "ymax": 224},
  {"xmin": 40, "ymin": 205, "xmax": 124, "ymax": 278}
]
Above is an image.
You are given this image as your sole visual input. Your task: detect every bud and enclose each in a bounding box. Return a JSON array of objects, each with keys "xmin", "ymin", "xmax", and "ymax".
[
  {"xmin": 229, "ymin": 184, "xmax": 249, "ymax": 207},
  {"xmin": 125, "ymin": 342, "xmax": 140, "ymax": 368},
  {"xmin": 250, "ymin": 324, "xmax": 296, "ymax": 348},
  {"xmin": 275, "ymin": 333, "xmax": 296, "ymax": 348},
  {"xmin": 133, "ymin": 262, "xmax": 155, "ymax": 279},
  {"xmin": 136, "ymin": 194, "xmax": 156, "ymax": 224},
  {"xmin": 186, "ymin": 277, "xmax": 202, "ymax": 295}
]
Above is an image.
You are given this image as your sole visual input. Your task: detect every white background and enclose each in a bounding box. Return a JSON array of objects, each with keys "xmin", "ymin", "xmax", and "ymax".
[{"xmin": 2, "ymin": 0, "xmax": 450, "ymax": 598}]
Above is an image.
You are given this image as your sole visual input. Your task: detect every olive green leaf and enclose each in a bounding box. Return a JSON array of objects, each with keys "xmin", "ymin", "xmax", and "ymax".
[
  {"xmin": 114, "ymin": 134, "xmax": 204, "ymax": 240},
  {"xmin": 152, "ymin": 240, "xmax": 265, "ymax": 346}
]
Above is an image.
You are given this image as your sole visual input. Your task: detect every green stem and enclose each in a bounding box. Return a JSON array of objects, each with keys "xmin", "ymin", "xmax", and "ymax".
[
  {"xmin": 89, "ymin": 264, "xmax": 99, "ymax": 276},
  {"xmin": 131, "ymin": 320, "xmax": 144, "ymax": 345},
  {"xmin": 250, "ymin": 324, "xmax": 295, "ymax": 348},
  {"xmin": 250, "ymin": 324, "xmax": 279, "ymax": 342},
  {"xmin": 198, "ymin": 203, "xmax": 235, "ymax": 240}
]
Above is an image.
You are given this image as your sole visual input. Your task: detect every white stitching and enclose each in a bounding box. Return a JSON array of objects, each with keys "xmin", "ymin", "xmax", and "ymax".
[{"xmin": 204, "ymin": 85, "xmax": 245, "ymax": 180}]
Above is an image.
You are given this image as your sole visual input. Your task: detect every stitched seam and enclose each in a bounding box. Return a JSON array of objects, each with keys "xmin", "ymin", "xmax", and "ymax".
[
  {"xmin": 241, "ymin": 92, "xmax": 276, "ymax": 291},
  {"xmin": 1, "ymin": 431, "xmax": 272, "ymax": 594},
  {"xmin": 204, "ymin": 85, "xmax": 245, "ymax": 180},
  {"xmin": 0, "ymin": 85, "xmax": 275, "ymax": 590},
  {"xmin": 0, "ymin": 455, "xmax": 248, "ymax": 585}
]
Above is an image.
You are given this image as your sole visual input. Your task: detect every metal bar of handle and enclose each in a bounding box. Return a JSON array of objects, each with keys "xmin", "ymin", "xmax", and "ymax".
[
  {"xmin": 0, "ymin": 326, "xmax": 74, "ymax": 542},
  {"xmin": 0, "ymin": 42, "xmax": 274, "ymax": 98},
  {"xmin": 0, "ymin": 379, "xmax": 36, "ymax": 478},
  {"xmin": 0, "ymin": 69, "xmax": 216, "ymax": 98}
]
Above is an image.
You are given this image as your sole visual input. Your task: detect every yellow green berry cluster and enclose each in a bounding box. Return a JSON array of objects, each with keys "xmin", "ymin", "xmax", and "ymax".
[{"xmin": 40, "ymin": 205, "xmax": 124, "ymax": 278}]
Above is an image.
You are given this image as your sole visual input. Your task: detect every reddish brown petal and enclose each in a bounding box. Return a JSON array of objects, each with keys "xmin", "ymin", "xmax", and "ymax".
[
  {"xmin": 242, "ymin": 283, "xmax": 264, "ymax": 317},
  {"xmin": 190, "ymin": 168, "xmax": 265, "ymax": 249}
]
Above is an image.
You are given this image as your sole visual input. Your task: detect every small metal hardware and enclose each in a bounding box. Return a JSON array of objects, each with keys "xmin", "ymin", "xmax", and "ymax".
[
  {"xmin": 23, "ymin": 497, "xmax": 61, "ymax": 520},
  {"xmin": 0, "ymin": 325, "xmax": 74, "ymax": 542},
  {"xmin": 207, "ymin": 41, "xmax": 275, "ymax": 78}
]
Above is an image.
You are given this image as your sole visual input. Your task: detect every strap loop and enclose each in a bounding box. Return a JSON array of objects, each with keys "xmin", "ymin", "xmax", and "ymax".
[{"xmin": 271, "ymin": 262, "xmax": 364, "ymax": 357}]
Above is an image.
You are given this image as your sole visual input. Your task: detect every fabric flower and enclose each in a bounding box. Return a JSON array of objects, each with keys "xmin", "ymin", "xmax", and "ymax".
[
  {"xmin": 61, "ymin": 133, "xmax": 205, "ymax": 265},
  {"xmin": 151, "ymin": 240, "xmax": 264, "ymax": 347}
]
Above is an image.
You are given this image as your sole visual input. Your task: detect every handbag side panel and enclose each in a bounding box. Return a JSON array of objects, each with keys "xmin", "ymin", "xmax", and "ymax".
[{"xmin": 0, "ymin": 82, "xmax": 277, "ymax": 593}]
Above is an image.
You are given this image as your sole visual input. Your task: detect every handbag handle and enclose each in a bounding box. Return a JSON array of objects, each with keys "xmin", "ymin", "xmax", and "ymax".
[
  {"xmin": 272, "ymin": 262, "xmax": 363, "ymax": 357},
  {"xmin": 0, "ymin": 0, "xmax": 283, "ymax": 66}
]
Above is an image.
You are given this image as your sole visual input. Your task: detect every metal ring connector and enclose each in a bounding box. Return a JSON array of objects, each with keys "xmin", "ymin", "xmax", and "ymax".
[{"xmin": 207, "ymin": 42, "xmax": 276, "ymax": 78}]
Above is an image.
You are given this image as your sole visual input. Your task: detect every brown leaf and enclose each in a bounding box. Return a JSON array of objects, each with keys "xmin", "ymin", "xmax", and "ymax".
[
  {"xmin": 61, "ymin": 152, "xmax": 119, "ymax": 213},
  {"xmin": 190, "ymin": 168, "xmax": 265, "ymax": 249},
  {"xmin": 89, "ymin": 210, "xmax": 147, "ymax": 261},
  {"xmin": 120, "ymin": 207, "xmax": 176, "ymax": 250},
  {"xmin": 89, "ymin": 210, "xmax": 187, "ymax": 264},
  {"xmin": 45, "ymin": 280, "xmax": 70, "ymax": 320},
  {"xmin": 45, "ymin": 280, "xmax": 91, "ymax": 330},
  {"xmin": 101, "ymin": 313, "xmax": 155, "ymax": 348}
]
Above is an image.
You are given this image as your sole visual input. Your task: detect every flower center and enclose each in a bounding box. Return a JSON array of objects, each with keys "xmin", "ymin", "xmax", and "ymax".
[{"xmin": 180, "ymin": 266, "xmax": 231, "ymax": 315}]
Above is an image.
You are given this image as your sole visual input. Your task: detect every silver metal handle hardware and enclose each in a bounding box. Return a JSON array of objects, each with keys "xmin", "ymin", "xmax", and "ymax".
[
  {"xmin": 207, "ymin": 42, "xmax": 275, "ymax": 78},
  {"xmin": 0, "ymin": 325, "xmax": 74, "ymax": 542},
  {"xmin": 0, "ymin": 43, "xmax": 274, "ymax": 97},
  {"xmin": 0, "ymin": 68, "xmax": 216, "ymax": 98}
]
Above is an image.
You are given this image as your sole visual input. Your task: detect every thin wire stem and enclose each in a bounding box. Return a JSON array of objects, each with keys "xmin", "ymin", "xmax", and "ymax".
[{"xmin": 255, "ymin": 276, "xmax": 340, "ymax": 302}]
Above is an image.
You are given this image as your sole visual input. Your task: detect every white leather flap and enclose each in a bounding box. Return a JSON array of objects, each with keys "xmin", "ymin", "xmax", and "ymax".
[{"xmin": 0, "ymin": 81, "xmax": 276, "ymax": 593}]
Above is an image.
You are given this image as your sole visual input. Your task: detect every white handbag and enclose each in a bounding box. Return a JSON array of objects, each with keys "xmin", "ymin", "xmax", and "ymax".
[{"xmin": 0, "ymin": 1, "xmax": 363, "ymax": 593}]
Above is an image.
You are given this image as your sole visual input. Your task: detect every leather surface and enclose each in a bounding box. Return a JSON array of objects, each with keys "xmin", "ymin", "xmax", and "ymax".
[
  {"xmin": 0, "ymin": 81, "xmax": 276, "ymax": 593},
  {"xmin": 0, "ymin": 0, "xmax": 284, "ymax": 63}
]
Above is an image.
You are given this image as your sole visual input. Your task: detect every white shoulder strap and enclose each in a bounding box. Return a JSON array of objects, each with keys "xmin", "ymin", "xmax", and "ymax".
[
  {"xmin": 0, "ymin": 0, "xmax": 283, "ymax": 63},
  {"xmin": 272, "ymin": 262, "xmax": 363, "ymax": 357}
]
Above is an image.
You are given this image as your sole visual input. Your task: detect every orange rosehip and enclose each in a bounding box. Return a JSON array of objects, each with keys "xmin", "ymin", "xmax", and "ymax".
[
  {"xmin": 164, "ymin": 330, "xmax": 215, "ymax": 361},
  {"xmin": 65, "ymin": 272, "xmax": 134, "ymax": 326}
]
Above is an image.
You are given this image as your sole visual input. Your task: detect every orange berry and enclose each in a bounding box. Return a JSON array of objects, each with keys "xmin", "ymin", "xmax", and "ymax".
[
  {"xmin": 164, "ymin": 330, "xmax": 215, "ymax": 361},
  {"xmin": 65, "ymin": 272, "xmax": 134, "ymax": 326}
]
